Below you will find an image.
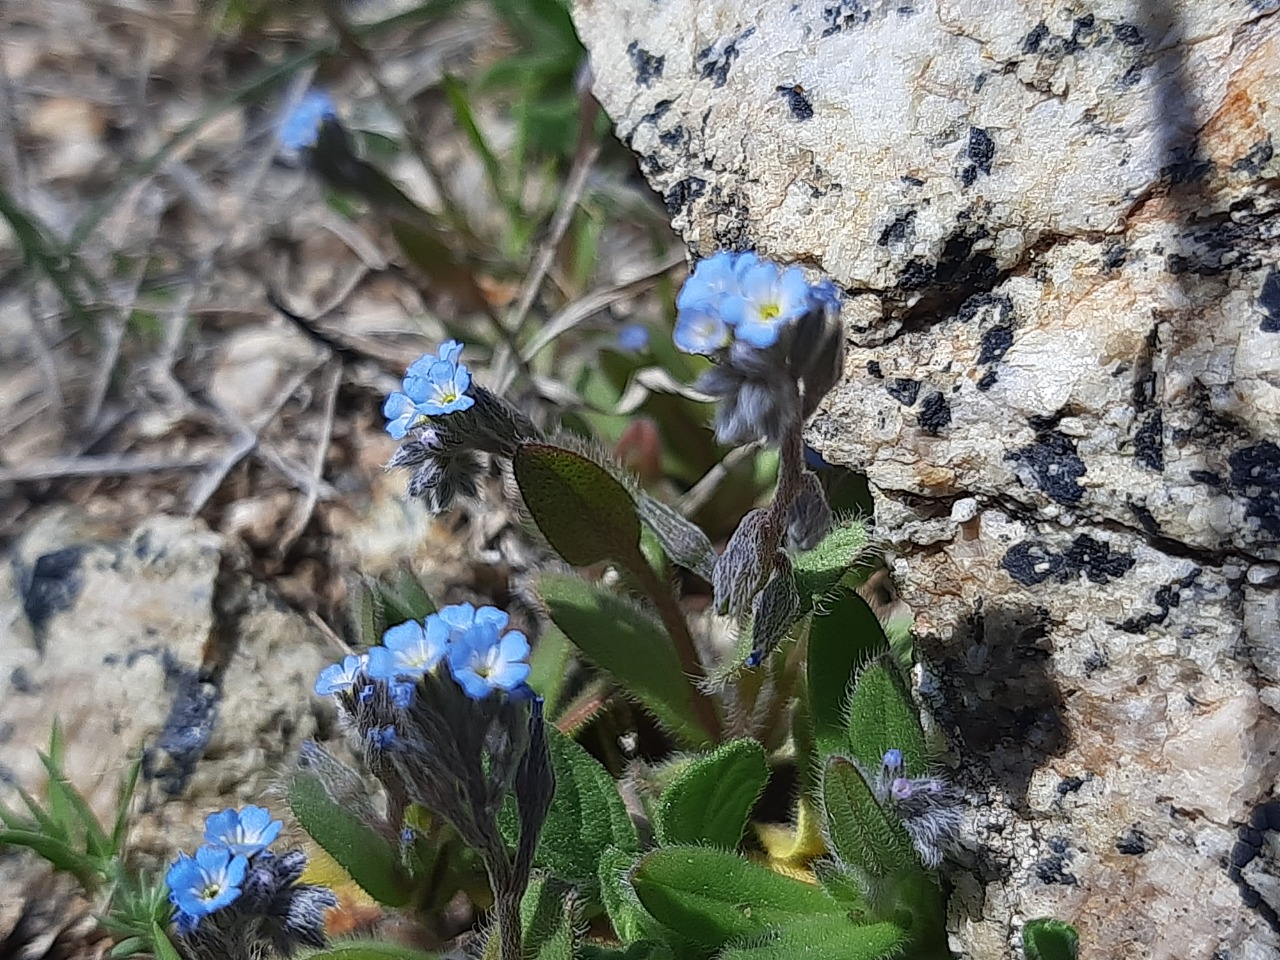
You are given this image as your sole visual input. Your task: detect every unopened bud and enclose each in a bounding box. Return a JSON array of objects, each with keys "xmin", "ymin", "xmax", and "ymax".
[
  {"xmin": 713, "ymin": 508, "xmax": 772, "ymax": 617},
  {"xmin": 745, "ymin": 551, "xmax": 800, "ymax": 666},
  {"xmin": 786, "ymin": 472, "xmax": 832, "ymax": 551}
]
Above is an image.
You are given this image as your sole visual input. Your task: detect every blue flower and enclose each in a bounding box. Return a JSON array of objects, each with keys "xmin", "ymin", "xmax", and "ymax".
[
  {"xmin": 278, "ymin": 90, "xmax": 337, "ymax": 151},
  {"xmin": 673, "ymin": 304, "xmax": 731, "ymax": 355},
  {"xmin": 389, "ymin": 680, "xmax": 415, "ymax": 709},
  {"xmin": 314, "ymin": 654, "xmax": 366, "ymax": 696},
  {"xmin": 367, "ymin": 618, "xmax": 449, "ymax": 679},
  {"xmin": 368, "ymin": 726, "xmax": 398, "ymax": 750},
  {"xmin": 676, "ymin": 251, "xmax": 744, "ymax": 312},
  {"xmin": 617, "ymin": 323, "xmax": 650, "ymax": 352},
  {"xmin": 166, "ymin": 844, "xmax": 248, "ymax": 921},
  {"xmin": 446, "ymin": 621, "xmax": 531, "ymax": 699},
  {"xmin": 882, "ymin": 748, "xmax": 904, "ymax": 773},
  {"xmin": 204, "ymin": 805, "xmax": 283, "ymax": 856},
  {"xmin": 721, "ymin": 259, "xmax": 812, "ymax": 348},
  {"xmin": 437, "ymin": 602, "xmax": 510, "ymax": 639},
  {"xmin": 383, "ymin": 341, "xmax": 476, "ymax": 438}
]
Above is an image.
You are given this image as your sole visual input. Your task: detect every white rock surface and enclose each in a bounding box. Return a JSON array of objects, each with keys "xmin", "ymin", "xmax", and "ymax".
[
  {"xmin": 573, "ymin": 0, "xmax": 1280, "ymax": 956},
  {"xmin": 0, "ymin": 512, "xmax": 341, "ymax": 878}
]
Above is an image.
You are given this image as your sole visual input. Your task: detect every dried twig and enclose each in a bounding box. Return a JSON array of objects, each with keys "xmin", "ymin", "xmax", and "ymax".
[
  {"xmin": 277, "ymin": 360, "xmax": 343, "ymax": 554},
  {"xmin": 674, "ymin": 443, "xmax": 762, "ymax": 517},
  {"xmin": 0, "ymin": 452, "xmax": 222, "ymax": 484}
]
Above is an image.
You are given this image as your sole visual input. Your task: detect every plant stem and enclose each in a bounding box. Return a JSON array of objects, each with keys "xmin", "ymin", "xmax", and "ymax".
[
  {"xmin": 495, "ymin": 887, "xmax": 523, "ymax": 960},
  {"xmin": 629, "ymin": 556, "xmax": 722, "ymax": 743}
]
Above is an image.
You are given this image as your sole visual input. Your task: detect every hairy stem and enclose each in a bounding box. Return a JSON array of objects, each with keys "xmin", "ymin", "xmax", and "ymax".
[{"xmin": 629, "ymin": 556, "xmax": 722, "ymax": 742}]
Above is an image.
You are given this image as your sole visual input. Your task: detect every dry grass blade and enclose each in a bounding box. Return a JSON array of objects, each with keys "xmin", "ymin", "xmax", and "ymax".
[{"xmin": 276, "ymin": 359, "xmax": 343, "ymax": 554}]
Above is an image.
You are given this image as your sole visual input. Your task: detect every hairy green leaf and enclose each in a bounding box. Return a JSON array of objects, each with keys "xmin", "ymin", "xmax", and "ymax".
[
  {"xmin": 845, "ymin": 656, "xmax": 929, "ymax": 778},
  {"xmin": 150, "ymin": 925, "xmax": 183, "ymax": 960},
  {"xmin": 527, "ymin": 624, "xmax": 574, "ymax": 717},
  {"xmin": 484, "ymin": 873, "xmax": 578, "ymax": 960},
  {"xmin": 655, "ymin": 739, "xmax": 768, "ymax": 850},
  {"xmin": 286, "ymin": 770, "xmax": 409, "ymax": 906},
  {"xmin": 811, "ymin": 859, "xmax": 869, "ymax": 909},
  {"xmin": 534, "ymin": 572, "xmax": 708, "ymax": 747},
  {"xmin": 793, "ymin": 521, "xmax": 873, "ymax": 611},
  {"xmin": 1023, "ymin": 918, "xmax": 1080, "ymax": 960},
  {"xmin": 820, "ymin": 758, "xmax": 915, "ymax": 879},
  {"xmin": 0, "ymin": 829, "xmax": 93, "ymax": 886},
  {"xmin": 514, "ymin": 442, "xmax": 642, "ymax": 567},
  {"xmin": 525, "ymin": 725, "xmax": 637, "ymax": 893},
  {"xmin": 808, "ymin": 590, "xmax": 890, "ymax": 762},
  {"xmin": 599, "ymin": 845, "xmax": 663, "ymax": 946},
  {"xmin": 716, "ymin": 916, "xmax": 906, "ymax": 960},
  {"xmin": 630, "ymin": 846, "xmax": 845, "ymax": 950},
  {"xmin": 377, "ymin": 567, "xmax": 437, "ymax": 624}
]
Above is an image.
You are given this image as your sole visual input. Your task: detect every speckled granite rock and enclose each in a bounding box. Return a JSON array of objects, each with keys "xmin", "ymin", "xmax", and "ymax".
[
  {"xmin": 0, "ymin": 512, "xmax": 340, "ymax": 879},
  {"xmin": 573, "ymin": 0, "xmax": 1280, "ymax": 956}
]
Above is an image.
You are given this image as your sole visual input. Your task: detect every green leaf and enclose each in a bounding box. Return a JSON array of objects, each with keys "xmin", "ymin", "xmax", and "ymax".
[
  {"xmin": 112, "ymin": 756, "xmax": 143, "ymax": 853},
  {"xmin": 149, "ymin": 925, "xmax": 183, "ymax": 960},
  {"xmin": 807, "ymin": 590, "xmax": 890, "ymax": 762},
  {"xmin": 522, "ymin": 874, "xmax": 578, "ymax": 960},
  {"xmin": 108, "ymin": 937, "xmax": 146, "ymax": 958},
  {"xmin": 716, "ymin": 916, "xmax": 907, "ymax": 960},
  {"xmin": 0, "ymin": 829, "xmax": 94, "ymax": 885},
  {"xmin": 524, "ymin": 725, "xmax": 638, "ymax": 892},
  {"xmin": 811, "ymin": 860, "xmax": 869, "ymax": 909},
  {"xmin": 303, "ymin": 946, "xmax": 441, "ymax": 960},
  {"xmin": 527, "ymin": 624, "xmax": 574, "ymax": 718},
  {"xmin": 286, "ymin": 769, "xmax": 409, "ymax": 907},
  {"xmin": 820, "ymin": 758, "xmax": 915, "ymax": 879},
  {"xmin": 38, "ymin": 749, "xmax": 110, "ymax": 859},
  {"xmin": 1023, "ymin": 919, "xmax": 1079, "ymax": 960},
  {"xmin": 655, "ymin": 740, "xmax": 768, "ymax": 850},
  {"xmin": 513, "ymin": 442, "xmax": 642, "ymax": 567},
  {"xmin": 377, "ymin": 567, "xmax": 437, "ymax": 624},
  {"xmin": 793, "ymin": 522, "xmax": 873, "ymax": 612},
  {"xmin": 534, "ymin": 572, "xmax": 708, "ymax": 747},
  {"xmin": 580, "ymin": 943, "xmax": 679, "ymax": 960},
  {"xmin": 630, "ymin": 846, "xmax": 845, "ymax": 950},
  {"xmin": 599, "ymin": 845, "xmax": 671, "ymax": 946},
  {"xmin": 844, "ymin": 656, "xmax": 929, "ymax": 778}
]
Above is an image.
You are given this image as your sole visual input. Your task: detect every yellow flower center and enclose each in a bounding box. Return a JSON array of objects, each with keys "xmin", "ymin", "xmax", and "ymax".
[
  {"xmin": 759, "ymin": 302, "xmax": 781, "ymax": 321},
  {"xmin": 201, "ymin": 882, "xmax": 222, "ymax": 901}
]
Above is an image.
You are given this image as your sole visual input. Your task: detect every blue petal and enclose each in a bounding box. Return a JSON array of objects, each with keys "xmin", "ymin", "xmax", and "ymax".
[
  {"xmin": 383, "ymin": 620, "xmax": 427, "ymax": 655},
  {"xmin": 278, "ymin": 90, "xmax": 337, "ymax": 151},
  {"xmin": 673, "ymin": 308, "xmax": 728, "ymax": 355},
  {"xmin": 203, "ymin": 809, "xmax": 239, "ymax": 846}
]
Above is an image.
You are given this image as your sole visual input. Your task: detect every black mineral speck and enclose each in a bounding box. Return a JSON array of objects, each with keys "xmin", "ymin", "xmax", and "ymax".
[
  {"xmin": 22, "ymin": 546, "xmax": 86, "ymax": 637},
  {"xmin": 627, "ymin": 42, "xmax": 665, "ymax": 87},
  {"xmin": 1057, "ymin": 776, "xmax": 1084, "ymax": 796},
  {"xmin": 1036, "ymin": 838, "xmax": 1077, "ymax": 885},
  {"xmin": 1118, "ymin": 569, "xmax": 1201, "ymax": 633},
  {"xmin": 663, "ymin": 176, "xmax": 706, "ymax": 216},
  {"xmin": 1259, "ymin": 267, "xmax": 1280, "ymax": 333},
  {"xmin": 777, "ymin": 84, "xmax": 814, "ymax": 120},
  {"xmin": 10, "ymin": 667, "xmax": 36, "ymax": 694},
  {"xmin": 1116, "ymin": 827, "xmax": 1149, "ymax": 855},
  {"xmin": 967, "ymin": 127, "xmax": 995, "ymax": 174},
  {"xmin": 696, "ymin": 28, "xmax": 754, "ymax": 88},
  {"xmin": 1112, "ymin": 22, "xmax": 1144, "ymax": 46},
  {"xmin": 1002, "ymin": 535, "xmax": 1134, "ymax": 587},
  {"xmin": 1063, "ymin": 535, "xmax": 1136, "ymax": 584},
  {"xmin": 898, "ymin": 258, "xmax": 935, "ymax": 290},
  {"xmin": 640, "ymin": 100, "xmax": 673, "ymax": 125},
  {"xmin": 867, "ymin": 360, "xmax": 883, "ymax": 378},
  {"xmin": 878, "ymin": 210, "xmax": 917, "ymax": 247},
  {"xmin": 1190, "ymin": 469, "xmax": 1223, "ymax": 488},
  {"xmin": 1229, "ymin": 441, "xmax": 1280, "ymax": 538},
  {"xmin": 1134, "ymin": 409, "xmax": 1165, "ymax": 471},
  {"xmin": 918, "ymin": 391, "xmax": 951, "ymax": 434},
  {"xmin": 1251, "ymin": 800, "xmax": 1280, "ymax": 832},
  {"xmin": 1083, "ymin": 650, "xmax": 1107, "ymax": 675},
  {"xmin": 821, "ymin": 0, "xmax": 872, "ymax": 37},
  {"xmin": 1102, "ymin": 243, "xmax": 1127, "ymax": 271},
  {"xmin": 978, "ymin": 325, "xmax": 1014, "ymax": 364},
  {"xmin": 143, "ymin": 654, "xmax": 220, "ymax": 797},
  {"xmin": 977, "ymin": 369, "xmax": 998, "ymax": 391},
  {"xmin": 1001, "ymin": 541, "xmax": 1063, "ymax": 586},
  {"xmin": 1006, "ymin": 431, "xmax": 1087, "ymax": 504},
  {"xmin": 1022, "ymin": 22, "xmax": 1049, "ymax": 54},
  {"xmin": 887, "ymin": 377, "xmax": 920, "ymax": 406}
]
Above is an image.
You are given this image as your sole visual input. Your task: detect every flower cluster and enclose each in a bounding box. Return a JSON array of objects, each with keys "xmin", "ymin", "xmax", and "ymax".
[
  {"xmin": 165, "ymin": 806, "xmax": 335, "ymax": 957},
  {"xmin": 382, "ymin": 341, "xmax": 537, "ymax": 513},
  {"xmin": 673, "ymin": 251, "xmax": 844, "ymax": 447},
  {"xmin": 277, "ymin": 89, "xmax": 338, "ymax": 153},
  {"xmin": 312, "ymin": 605, "xmax": 551, "ymax": 895},
  {"xmin": 875, "ymin": 749, "xmax": 964, "ymax": 868}
]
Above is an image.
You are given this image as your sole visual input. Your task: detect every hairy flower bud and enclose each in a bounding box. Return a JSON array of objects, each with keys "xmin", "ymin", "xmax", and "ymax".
[
  {"xmin": 713, "ymin": 508, "xmax": 772, "ymax": 617},
  {"xmin": 745, "ymin": 552, "xmax": 800, "ymax": 667},
  {"xmin": 786, "ymin": 472, "xmax": 832, "ymax": 552}
]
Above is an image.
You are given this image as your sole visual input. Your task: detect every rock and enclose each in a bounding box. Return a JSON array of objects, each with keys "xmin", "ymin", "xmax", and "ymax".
[
  {"xmin": 0, "ymin": 511, "xmax": 342, "ymax": 879},
  {"xmin": 572, "ymin": 0, "xmax": 1280, "ymax": 956}
]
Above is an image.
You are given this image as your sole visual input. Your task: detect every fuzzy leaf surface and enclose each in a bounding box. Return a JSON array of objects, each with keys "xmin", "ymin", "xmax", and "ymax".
[
  {"xmin": 304, "ymin": 947, "xmax": 441, "ymax": 960},
  {"xmin": 845, "ymin": 656, "xmax": 929, "ymax": 778},
  {"xmin": 792, "ymin": 521, "xmax": 873, "ymax": 611},
  {"xmin": 525, "ymin": 725, "xmax": 638, "ymax": 892},
  {"xmin": 535, "ymin": 572, "xmax": 708, "ymax": 746},
  {"xmin": 514, "ymin": 442, "xmax": 642, "ymax": 567},
  {"xmin": 484, "ymin": 873, "xmax": 577, "ymax": 960},
  {"xmin": 716, "ymin": 916, "xmax": 906, "ymax": 960},
  {"xmin": 599, "ymin": 845, "xmax": 660, "ymax": 945},
  {"xmin": 655, "ymin": 739, "xmax": 768, "ymax": 850},
  {"xmin": 630, "ymin": 846, "xmax": 845, "ymax": 950},
  {"xmin": 807, "ymin": 590, "xmax": 890, "ymax": 762},
  {"xmin": 820, "ymin": 757, "xmax": 915, "ymax": 879},
  {"xmin": 636, "ymin": 492, "xmax": 717, "ymax": 582},
  {"xmin": 286, "ymin": 769, "xmax": 409, "ymax": 906},
  {"xmin": 1023, "ymin": 919, "xmax": 1080, "ymax": 960}
]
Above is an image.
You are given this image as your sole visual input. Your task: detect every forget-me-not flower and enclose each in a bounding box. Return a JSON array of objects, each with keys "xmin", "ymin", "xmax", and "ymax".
[
  {"xmin": 674, "ymin": 304, "xmax": 731, "ymax": 355},
  {"xmin": 167, "ymin": 844, "xmax": 248, "ymax": 921},
  {"xmin": 383, "ymin": 341, "xmax": 476, "ymax": 438},
  {"xmin": 314, "ymin": 654, "xmax": 366, "ymax": 696},
  {"xmin": 367, "ymin": 618, "xmax": 449, "ymax": 679},
  {"xmin": 721, "ymin": 259, "xmax": 812, "ymax": 348},
  {"xmin": 204, "ymin": 806, "xmax": 283, "ymax": 857},
  {"xmin": 447, "ymin": 620, "xmax": 531, "ymax": 699},
  {"xmin": 617, "ymin": 323, "xmax": 650, "ymax": 352},
  {"xmin": 278, "ymin": 90, "xmax": 337, "ymax": 152}
]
